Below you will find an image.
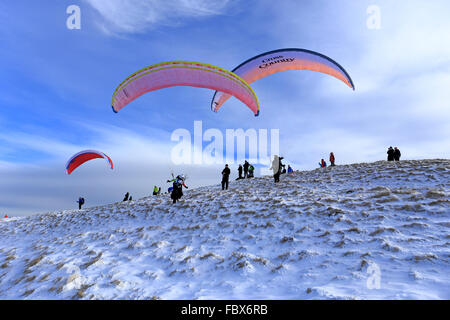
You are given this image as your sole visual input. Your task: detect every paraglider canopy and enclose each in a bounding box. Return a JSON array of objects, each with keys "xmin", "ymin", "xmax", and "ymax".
[
  {"xmin": 112, "ymin": 60, "xmax": 260, "ymax": 116},
  {"xmin": 66, "ymin": 150, "xmax": 113, "ymax": 175},
  {"xmin": 211, "ymin": 48, "xmax": 355, "ymax": 113}
]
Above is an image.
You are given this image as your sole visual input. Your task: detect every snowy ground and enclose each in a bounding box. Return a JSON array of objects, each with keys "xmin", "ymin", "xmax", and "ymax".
[{"xmin": 0, "ymin": 159, "xmax": 449, "ymax": 299}]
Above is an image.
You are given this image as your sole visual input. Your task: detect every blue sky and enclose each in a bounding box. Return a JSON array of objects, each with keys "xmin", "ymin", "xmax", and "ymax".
[{"xmin": 1, "ymin": 0, "xmax": 449, "ymax": 216}]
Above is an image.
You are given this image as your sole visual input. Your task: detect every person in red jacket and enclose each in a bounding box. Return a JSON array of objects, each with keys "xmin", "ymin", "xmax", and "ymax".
[{"xmin": 329, "ymin": 152, "xmax": 336, "ymax": 166}]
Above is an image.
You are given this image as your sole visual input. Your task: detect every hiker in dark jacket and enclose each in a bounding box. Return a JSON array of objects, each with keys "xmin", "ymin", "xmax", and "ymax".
[
  {"xmin": 387, "ymin": 146, "xmax": 395, "ymax": 161},
  {"xmin": 221, "ymin": 164, "xmax": 231, "ymax": 190},
  {"xmin": 393, "ymin": 147, "xmax": 401, "ymax": 161},
  {"xmin": 237, "ymin": 164, "xmax": 243, "ymax": 180},
  {"xmin": 243, "ymin": 161, "xmax": 250, "ymax": 178},
  {"xmin": 77, "ymin": 197, "xmax": 85, "ymax": 210},
  {"xmin": 123, "ymin": 192, "xmax": 129, "ymax": 201}
]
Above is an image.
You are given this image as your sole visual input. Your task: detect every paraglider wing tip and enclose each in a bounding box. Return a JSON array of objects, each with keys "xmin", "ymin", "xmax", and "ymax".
[
  {"xmin": 111, "ymin": 106, "xmax": 118, "ymax": 113},
  {"xmin": 255, "ymin": 110, "xmax": 260, "ymax": 117}
]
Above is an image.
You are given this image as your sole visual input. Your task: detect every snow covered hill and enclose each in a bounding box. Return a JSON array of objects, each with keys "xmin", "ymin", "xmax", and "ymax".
[{"xmin": 0, "ymin": 159, "xmax": 449, "ymax": 299}]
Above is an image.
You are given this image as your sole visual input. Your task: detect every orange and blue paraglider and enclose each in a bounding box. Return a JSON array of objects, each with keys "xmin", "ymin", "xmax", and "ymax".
[
  {"xmin": 112, "ymin": 60, "xmax": 260, "ymax": 116},
  {"xmin": 66, "ymin": 150, "xmax": 113, "ymax": 175},
  {"xmin": 211, "ymin": 48, "xmax": 355, "ymax": 114}
]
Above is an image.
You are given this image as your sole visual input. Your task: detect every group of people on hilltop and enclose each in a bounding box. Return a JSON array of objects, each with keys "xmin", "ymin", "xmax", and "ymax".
[
  {"xmin": 74, "ymin": 146, "xmax": 404, "ymax": 209},
  {"xmin": 222, "ymin": 159, "xmax": 274, "ymax": 190},
  {"xmin": 221, "ymin": 161, "xmax": 254, "ymax": 190},
  {"xmin": 319, "ymin": 152, "xmax": 336, "ymax": 168},
  {"xmin": 237, "ymin": 160, "xmax": 255, "ymax": 180},
  {"xmin": 387, "ymin": 146, "xmax": 401, "ymax": 161}
]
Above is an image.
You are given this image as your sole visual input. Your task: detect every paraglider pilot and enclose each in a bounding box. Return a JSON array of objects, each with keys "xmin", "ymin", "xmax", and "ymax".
[{"xmin": 168, "ymin": 175, "xmax": 188, "ymax": 204}]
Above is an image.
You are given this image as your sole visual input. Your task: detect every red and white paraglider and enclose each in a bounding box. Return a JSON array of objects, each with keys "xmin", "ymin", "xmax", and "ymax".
[{"xmin": 65, "ymin": 150, "xmax": 113, "ymax": 175}]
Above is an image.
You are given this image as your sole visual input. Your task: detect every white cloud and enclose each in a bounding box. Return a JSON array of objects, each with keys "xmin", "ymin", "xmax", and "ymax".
[{"xmin": 84, "ymin": 0, "xmax": 233, "ymax": 34}]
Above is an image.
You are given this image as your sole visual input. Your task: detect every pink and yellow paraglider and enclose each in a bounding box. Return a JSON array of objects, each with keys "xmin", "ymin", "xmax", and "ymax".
[
  {"xmin": 112, "ymin": 61, "xmax": 260, "ymax": 116},
  {"xmin": 211, "ymin": 48, "xmax": 355, "ymax": 114},
  {"xmin": 66, "ymin": 150, "xmax": 113, "ymax": 175}
]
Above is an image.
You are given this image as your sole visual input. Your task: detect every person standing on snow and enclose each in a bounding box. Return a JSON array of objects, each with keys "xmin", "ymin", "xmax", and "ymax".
[
  {"xmin": 243, "ymin": 160, "xmax": 250, "ymax": 178},
  {"xmin": 279, "ymin": 157, "xmax": 285, "ymax": 173},
  {"xmin": 248, "ymin": 164, "xmax": 255, "ymax": 178},
  {"xmin": 387, "ymin": 146, "xmax": 395, "ymax": 161},
  {"xmin": 393, "ymin": 147, "xmax": 401, "ymax": 161},
  {"xmin": 123, "ymin": 192, "xmax": 129, "ymax": 201},
  {"xmin": 153, "ymin": 186, "xmax": 159, "ymax": 196},
  {"xmin": 77, "ymin": 197, "xmax": 85, "ymax": 210},
  {"xmin": 329, "ymin": 152, "xmax": 336, "ymax": 166},
  {"xmin": 168, "ymin": 175, "xmax": 188, "ymax": 204},
  {"xmin": 237, "ymin": 164, "xmax": 243, "ymax": 180},
  {"xmin": 270, "ymin": 155, "xmax": 283, "ymax": 183},
  {"xmin": 287, "ymin": 165, "xmax": 293, "ymax": 173},
  {"xmin": 319, "ymin": 159, "xmax": 327, "ymax": 168},
  {"xmin": 221, "ymin": 164, "xmax": 231, "ymax": 190}
]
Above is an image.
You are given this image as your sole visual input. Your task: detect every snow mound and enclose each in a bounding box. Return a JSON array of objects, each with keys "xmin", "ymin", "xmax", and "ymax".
[{"xmin": 0, "ymin": 159, "xmax": 449, "ymax": 299}]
